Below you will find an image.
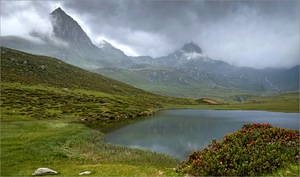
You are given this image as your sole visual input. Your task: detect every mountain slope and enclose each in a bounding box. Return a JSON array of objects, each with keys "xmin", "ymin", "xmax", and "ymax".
[
  {"xmin": 1, "ymin": 8, "xmax": 133, "ymax": 69},
  {"xmin": 1, "ymin": 7, "xmax": 298, "ymax": 100},
  {"xmin": 1, "ymin": 47, "xmax": 192, "ymax": 106},
  {"xmin": 1, "ymin": 47, "xmax": 136, "ymax": 95},
  {"xmin": 267, "ymin": 65, "xmax": 299, "ymax": 91},
  {"xmin": 96, "ymin": 66, "xmax": 255, "ymax": 101},
  {"xmin": 97, "ymin": 42, "xmax": 299, "ymax": 100}
]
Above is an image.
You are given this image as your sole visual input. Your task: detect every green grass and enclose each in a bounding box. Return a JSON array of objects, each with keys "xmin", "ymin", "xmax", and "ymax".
[
  {"xmin": 1, "ymin": 47, "xmax": 299, "ymax": 176},
  {"xmin": 164, "ymin": 92, "xmax": 299, "ymax": 113},
  {"xmin": 271, "ymin": 164, "xmax": 300, "ymax": 176},
  {"xmin": 0, "ymin": 83, "xmax": 181, "ymax": 176},
  {"xmin": 208, "ymin": 92, "xmax": 299, "ymax": 113},
  {"xmin": 96, "ymin": 67, "xmax": 256, "ymax": 101},
  {"xmin": 0, "ymin": 82, "xmax": 181, "ymax": 176},
  {"xmin": 0, "ymin": 47, "xmax": 194, "ymax": 105},
  {"xmin": 0, "ymin": 47, "xmax": 190, "ymax": 176},
  {"xmin": 1, "ymin": 119, "xmax": 178, "ymax": 176}
]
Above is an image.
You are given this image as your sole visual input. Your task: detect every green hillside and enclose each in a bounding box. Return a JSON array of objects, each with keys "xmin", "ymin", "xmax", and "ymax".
[
  {"xmin": 96, "ymin": 67, "xmax": 255, "ymax": 102},
  {"xmin": 0, "ymin": 47, "xmax": 191, "ymax": 176},
  {"xmin": 1, "ymin": 47, "xmax": 192, "ymax": 101},
  {"xmin": 1, "ymin": 47, "xmax": 298, "ymax": 176},
  {"xmin": 1, "ymin": 47, "xmax": 195, "ymax": 128},
  {"xmin": 1, "ymin": 46, "xmax": 154, "ymax": 96}
]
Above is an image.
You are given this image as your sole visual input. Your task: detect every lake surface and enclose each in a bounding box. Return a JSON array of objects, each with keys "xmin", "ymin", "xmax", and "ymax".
[{"xmin": 105, "ymin": 109, "xmax": 299, "ymax": 160}]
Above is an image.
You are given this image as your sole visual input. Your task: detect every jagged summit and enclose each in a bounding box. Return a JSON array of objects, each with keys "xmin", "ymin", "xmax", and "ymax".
[
  {"xmin": 98, "ymin": 40, "xmax": 114, "ymax": 48},
  {"xmin": 181, "ymin": 42, "xmax": 202, "ymax": 54},
  {"xmin": 50, "ymin": 7, "xmax": 65, "ymax": 15},
  {"xmin": 50, "ymin": 7, "xmax": 94, "ymax": 46}
]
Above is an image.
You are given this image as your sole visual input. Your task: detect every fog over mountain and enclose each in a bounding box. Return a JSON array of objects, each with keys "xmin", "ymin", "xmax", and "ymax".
[
  {"xmin": 1, "ymin": 4, "xmax": 298, "ymax": 99},
  {"xmin": 1, "ymin": 0, "xmax": 299, "ymax": 68}
]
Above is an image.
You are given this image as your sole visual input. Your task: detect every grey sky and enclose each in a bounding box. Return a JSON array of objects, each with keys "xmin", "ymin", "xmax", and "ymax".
[{"xmin": 1, "ymin": 0, "xmax": 299, "ymax": 68}]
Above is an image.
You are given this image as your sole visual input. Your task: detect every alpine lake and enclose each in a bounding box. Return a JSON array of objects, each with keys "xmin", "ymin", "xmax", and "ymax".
[{"xmin": 105, "ymin": 109, "xmax": 299, "ymax": 160}]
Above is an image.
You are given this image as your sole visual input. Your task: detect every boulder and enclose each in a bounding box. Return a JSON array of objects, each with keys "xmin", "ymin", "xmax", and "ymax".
[
  {"xmin": 79, "ymin": 171, "xmax": 91, "ymax": 175},
  {"xmin": 32, "ymin": 168, "xmax": 57, "ymax": 176}
]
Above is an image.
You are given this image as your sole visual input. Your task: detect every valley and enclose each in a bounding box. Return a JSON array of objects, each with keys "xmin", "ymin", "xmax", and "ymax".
[
  {"xmin": 1, "ymin": 47, "xmax": 299, "ymax": 176},
  {"xmin": 0, "ymin": 47, "xmax": 191, "ymax": 176},
  {"xmin": 1, "ymin": 5, "xmax": 299, "ymax": 177}
]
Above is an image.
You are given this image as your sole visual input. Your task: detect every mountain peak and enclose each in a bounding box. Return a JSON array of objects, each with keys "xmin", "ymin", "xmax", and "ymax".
[
  {"xmin": 50, "ymin": 7, "xmax": 94, "ymax": 46},
  {"xmin": 50, "ymin": 7, "xmax": 65, "ymax": 15},
  {"xmin": 98, "ymin": 40, "xmax": 113, "ymax": 48},
  {"xmin": 181, "ymin": 42, "xmax": 202, "ymax": 54}
]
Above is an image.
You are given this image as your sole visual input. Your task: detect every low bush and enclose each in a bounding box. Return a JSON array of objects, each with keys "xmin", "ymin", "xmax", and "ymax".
[{"xmin": 177, "ymin": 123, "xmax": 299, "ymax": 176}]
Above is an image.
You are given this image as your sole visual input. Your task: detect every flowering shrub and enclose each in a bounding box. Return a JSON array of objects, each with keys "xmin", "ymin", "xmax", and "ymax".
[{"xmin": 176, "ymin": 123, "xmax": 299, "ymax": 176}]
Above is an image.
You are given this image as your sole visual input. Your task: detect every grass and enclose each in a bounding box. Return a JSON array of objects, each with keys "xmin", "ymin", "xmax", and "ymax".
[
  {"xmin": 213, "ymin": 92, "xmax": 299, "ymax": 113},
  {"xmin": 0, "ymin": 83, "xmax": 195, "ymax": 132},
  {"xmin": 0, "ymin": 119, "xmax": 178, "ymax": 176},
  {"xmin": 1, "ymin": 84, "xmax": 298, "ymax": 176},
  {"xmin": 271, "ymin": 164, "xmax": 300, "ymax": 176},
  {"xmin": 96, "ymin": 67, "xmax": 257, "ymax": 101},
  {"xmin": 0, "ymin": 47, "xmax": 188, "ymax": 176},
  {"xmin": 1, "ymin": 47, "xmax": 299, "ymax": 176},
  {"xmin": 164, "ymin": 92, "xmax": 299, "ymax": 113},
  {"xmin": 0, "ymin": 47, "xmax": 194, "ymax": 105}
]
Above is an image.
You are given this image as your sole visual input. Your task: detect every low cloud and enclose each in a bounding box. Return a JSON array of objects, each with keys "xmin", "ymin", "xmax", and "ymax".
[
  {"xmin": 1, "ymin": 0, "xmax": 299, "ymax": 69},
  {"xmin": 0, "ymin": 1, "xmax": 67, "ymax": 46},
  {"xmin": 1, "ymin": 2, "xmax": 52, "ymax": 36}
]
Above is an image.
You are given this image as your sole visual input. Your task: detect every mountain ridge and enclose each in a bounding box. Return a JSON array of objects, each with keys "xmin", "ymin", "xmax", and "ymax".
[
  {"xmin": 1, "ymin": 7, "xmax": 298, "ymax": 100},
  {"xmin": 1, "ymin": 46, "xmax": 192, "ymax": 105},
  {"xmin": 1, "ymin": 7, "xmax": 134, "ymax": 69}
]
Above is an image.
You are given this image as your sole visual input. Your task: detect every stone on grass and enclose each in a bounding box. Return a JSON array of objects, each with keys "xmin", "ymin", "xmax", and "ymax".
[
  {"xmin": 79, "ymin": 171, "xmax": 91, "ymax": 175},
  {"xmin": 32, "ymin": 168, "xmax": 57, "ymax": 176}
]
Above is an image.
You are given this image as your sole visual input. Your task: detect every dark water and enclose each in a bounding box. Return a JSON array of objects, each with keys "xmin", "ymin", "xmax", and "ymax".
[{"xmin": 105, "ymin": 109, "xmax": 299, "ymax": 160}]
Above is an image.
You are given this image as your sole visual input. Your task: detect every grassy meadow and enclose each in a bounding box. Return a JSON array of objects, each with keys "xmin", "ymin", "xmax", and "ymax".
[
  {"xmin": 1, "ymin": 119, "xmax": 178, "ymax": 176},
  {"xmin": 1, "ymin": 47, "xmax": 299, "ymax": 176},
  {"xmin": 0, "ymin": 83, "xmax": 182, "ymax": 176}
]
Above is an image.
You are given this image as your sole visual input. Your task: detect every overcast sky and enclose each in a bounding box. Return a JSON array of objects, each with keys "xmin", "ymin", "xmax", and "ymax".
[{"xmin": 1, "ymin": 0, "xmax": 299, "ymax": 68}]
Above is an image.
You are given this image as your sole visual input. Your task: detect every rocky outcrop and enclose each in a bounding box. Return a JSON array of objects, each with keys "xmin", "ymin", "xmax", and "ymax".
[
  {"xmin": 181, "ymin": 42, "xmax": 202, "ymax": 53},
  {"xmin": 50, "ymin": 7, "xmax": 94, "ymax": 47},
  {"xmin": 32, "ymin": 168, "xmax": 57, "ymax": 176}
]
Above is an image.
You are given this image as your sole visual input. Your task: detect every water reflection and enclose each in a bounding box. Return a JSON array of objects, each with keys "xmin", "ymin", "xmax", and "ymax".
[{"xmin": 105, "ymin": 110, "xmax": 299, "ymax": 160}]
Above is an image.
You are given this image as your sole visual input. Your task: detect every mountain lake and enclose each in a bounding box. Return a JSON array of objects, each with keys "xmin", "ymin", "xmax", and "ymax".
[{"xmin": 105, "ymin": 109, "xmax": 299, "ymax": 160}]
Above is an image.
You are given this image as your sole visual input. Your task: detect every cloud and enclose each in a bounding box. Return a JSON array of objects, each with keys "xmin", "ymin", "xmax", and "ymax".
[
  {"xmin": 1, "ymin": 2, "xmax": 51, "ymax": 36},
  {"xmin": 59, "ymin": 0, "xmax": 299, "ymax": 68},
  {"xmin": 95, "ymin": 35, "xmax": 139, "ymax": 56},
  {"xmin": 0, "ymin": 1, "xmax": 65, "ymax": 44},
  {"xmin": 1, "ymin": 0, "xmax": 299, "ymax": 68},
  {"xmin": 197, "ymin": 5, "xmax": 299, "ymax": 68}
]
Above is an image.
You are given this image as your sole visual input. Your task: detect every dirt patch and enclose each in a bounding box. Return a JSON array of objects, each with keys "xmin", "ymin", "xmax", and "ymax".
[{"xmin": 197, "ymin": 98, "xmax": 221, "ymax": 105}]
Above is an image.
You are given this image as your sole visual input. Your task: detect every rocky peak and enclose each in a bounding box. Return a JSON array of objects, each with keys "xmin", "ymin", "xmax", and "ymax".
[
  {"xmin": 51, "ymin": 7, "xmax": 64, "ymax": 15},
  {"xmin": 98, "ymin": 40, "xmax": 114, "ymax": 48},
  {"xmin": 181, "ymin": 42, "xmax": 202, "ymax": 54},
  {"xmin": 50, "ymin": 7, "xmax": 94, "ymax": 47}
]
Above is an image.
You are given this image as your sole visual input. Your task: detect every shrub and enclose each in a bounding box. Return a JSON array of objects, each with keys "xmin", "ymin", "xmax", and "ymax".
[{"xmin": 176, "ymin": 123, "xmax": 299, "ymax": 176}]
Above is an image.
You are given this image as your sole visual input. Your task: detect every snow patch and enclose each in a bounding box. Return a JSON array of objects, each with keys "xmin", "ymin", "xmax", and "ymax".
[
  {"xmin": 182, "ymin": 52, "xmax": 207, "ymax": 60},
  {"xmin": 98, "ymin": 40, "xmax": 108, "ymax": 48}
]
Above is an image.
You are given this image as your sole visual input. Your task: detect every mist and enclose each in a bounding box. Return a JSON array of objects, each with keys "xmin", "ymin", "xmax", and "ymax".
[{"xmin": 1, "ymin": 0, "xmax": 299, "ymax": 69}]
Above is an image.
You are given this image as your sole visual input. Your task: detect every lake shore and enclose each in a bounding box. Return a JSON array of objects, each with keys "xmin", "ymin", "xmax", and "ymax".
[{"xmin": 1, "ymin": 84, "xmax": 299, "ymax": 176}]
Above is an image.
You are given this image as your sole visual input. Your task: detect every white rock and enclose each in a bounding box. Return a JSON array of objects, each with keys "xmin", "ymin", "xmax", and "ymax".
[
  {"xmin": 79, "ymin": 171, "xmax": 91, "ymax": 175},
  {"xmin": 32, "ymin": 167, "xmax": 57, "ymax": 176}
]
